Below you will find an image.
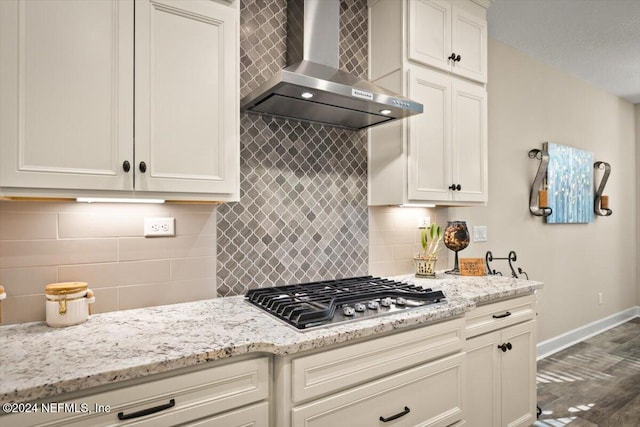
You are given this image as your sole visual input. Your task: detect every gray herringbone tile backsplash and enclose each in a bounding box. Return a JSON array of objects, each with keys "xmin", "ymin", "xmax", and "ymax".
[{"xmin": 216, "ymin": 0, "xmax": 369, "ymax": 296}]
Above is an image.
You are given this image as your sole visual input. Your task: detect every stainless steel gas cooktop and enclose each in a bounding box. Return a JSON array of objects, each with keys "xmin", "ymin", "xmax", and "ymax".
[{"xmin": 245, "ymin": 276, "xmax": 445, "ymax": 330}]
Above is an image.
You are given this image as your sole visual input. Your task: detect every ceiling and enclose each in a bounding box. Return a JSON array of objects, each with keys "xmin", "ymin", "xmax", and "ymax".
[{"xmin": 487, "ymin": 0, "xmax": 640, "ymax": 104}]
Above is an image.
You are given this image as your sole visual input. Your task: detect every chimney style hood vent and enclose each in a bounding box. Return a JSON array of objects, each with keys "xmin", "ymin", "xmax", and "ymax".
[{"xmin": 240, "ymin": 0, "xmax": 423, "ymax": 131}]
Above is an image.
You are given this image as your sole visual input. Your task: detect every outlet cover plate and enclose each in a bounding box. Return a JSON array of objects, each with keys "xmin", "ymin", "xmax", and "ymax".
[
  {"xmin": 144, "ymin": 217, "xmax": 175, "ymax": 237},
  {"xmin": 473, "ymin": 225, "xmax": 488, "ymax": 242},
  {"xmin": 418, "ymin": 216, "xmax": 431, "ymax": 228}
]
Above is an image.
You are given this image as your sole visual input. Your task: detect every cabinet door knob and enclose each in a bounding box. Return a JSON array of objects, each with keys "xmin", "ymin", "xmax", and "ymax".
[
  {"xmin": 455, "ymin": 54, "xmax": 462, "ymax": 62},
  {"xmin": 122, "ymin": 160, "xmax": 131, "ymax": 173},
  {"xmin": 498, "ymin": 342, "xmax": 513, "ymax": 352},
  {"xmin": 449, "ymin": 184, "xmax": 461, "ymax": 191},
  {"xmin": 139, "ymin": 161, "xmax": 147, "ymax": 173},
  {"xmin": 448, "ymin": 52, "xmax": 457, "ymax": 61}
]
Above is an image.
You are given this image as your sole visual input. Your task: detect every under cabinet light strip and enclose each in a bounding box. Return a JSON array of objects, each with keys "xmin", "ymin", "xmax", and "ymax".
[
  {"xmin": 76, "ymin": 197, "xmax": 165, "ymax": 204},
  {"xmin": 398, "ymin": 203, "xmax": 436, "ymax": 208}
]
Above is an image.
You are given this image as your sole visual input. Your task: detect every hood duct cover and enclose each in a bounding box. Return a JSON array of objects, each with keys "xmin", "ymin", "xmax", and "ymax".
[{"xmin": 240, "ymin": 0, "xmax": 423, "ymax": 130}]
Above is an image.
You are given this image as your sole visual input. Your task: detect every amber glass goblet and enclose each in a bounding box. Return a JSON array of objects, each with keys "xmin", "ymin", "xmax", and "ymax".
[{"xmin": 444, "ymin": 221, "xmax": 470, "ymax": 275}]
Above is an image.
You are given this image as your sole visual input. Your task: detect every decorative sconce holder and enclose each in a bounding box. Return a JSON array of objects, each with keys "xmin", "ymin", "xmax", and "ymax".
[
  {"xmin": 485, "ymin": 251, "xmax": 529, "ymax": 279},
  {"xmin": 528, "ymin": 149, "xmax": 552, "ymax": 217},
  {"xmin": 594, "ymin": 161, "xmax": 612, "ymax": 216}
]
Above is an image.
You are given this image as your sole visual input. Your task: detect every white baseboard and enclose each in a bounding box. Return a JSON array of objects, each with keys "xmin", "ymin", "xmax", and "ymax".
[{"xmin": 537, "ymin": 306, "xmax": 640, "ymax": 360}]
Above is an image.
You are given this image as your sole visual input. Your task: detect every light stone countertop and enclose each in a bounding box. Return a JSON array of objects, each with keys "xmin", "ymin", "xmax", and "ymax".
[
  {"xmin": 400, "ymin": 273, "xmax": 543, "ymax": 305},
  {"xmin": 0, "ymin": 275, "xmax": 542, "ymax": 406}
]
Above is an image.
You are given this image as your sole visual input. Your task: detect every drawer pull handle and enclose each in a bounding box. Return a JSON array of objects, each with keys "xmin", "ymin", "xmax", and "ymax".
[
  {"xmin": 379, "ymin": 406, "xmax": 410, "ymax": 422},
  {"xmin": 117, "ymin": 398, "xmax": 175, "ymax": 421},
  {"xmin": 492, "ymin": 311, "xmax": 512, "ymax": 319}
]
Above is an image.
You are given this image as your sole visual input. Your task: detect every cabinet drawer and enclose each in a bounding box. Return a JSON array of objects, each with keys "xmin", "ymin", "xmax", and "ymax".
[
  {"xmin": 184, "ymin": 401, "xmax": 269, "ymax": 427},
  {"xmin": 4, "ymin": 357, "xmax": 269, "ymax": 427},
  {"xmin": 292, "ymin": 352, "xmax": 464, "ymax": 427},
  {"xmin": 291, "ymin": 318, "xmax": 464, "ymax": 403},
  {"xmin": 465, "ymin": 294, "xmax": 535, "ymax": 338}
]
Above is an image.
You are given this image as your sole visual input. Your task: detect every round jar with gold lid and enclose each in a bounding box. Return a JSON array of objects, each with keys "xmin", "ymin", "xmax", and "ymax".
[{"xmin": 45, "ymin": 282, "xmax": 95, "ymax": 327}]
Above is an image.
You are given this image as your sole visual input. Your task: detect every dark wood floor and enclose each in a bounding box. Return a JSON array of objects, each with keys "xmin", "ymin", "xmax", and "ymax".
[{"xmin": 534, "ymin": 317, "xmax": 640, "ymax": 426}]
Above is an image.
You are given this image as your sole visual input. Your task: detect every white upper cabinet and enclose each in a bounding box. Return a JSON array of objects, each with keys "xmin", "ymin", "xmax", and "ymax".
[
  {"xmin": 0, "ymin": 0, "xmax": 239, "ymax": 201},
  {"xmin": 407, "ymin": 67, "xmax": 452, "ymax": 202},
  {"xmin": 450, "ymin": 75, "xmax": 487, "ymax": 202},
  {"xmin": 407, "ymin": 66, "xmax": 487, "ymax": 204},
  {"xmin": 408, "ymin": 0, "xmax": 487, "ymax": 83},
  {"xmin": 0, "ymin": 0, "xmax": 134, "ymax": 192},
  {"xmin": 134, "ymin": 0, "xmax": 239, "ymax": 196},
  {"xmin": 368, "ymin": 0, "xmax": 488, "ymax": 206}
]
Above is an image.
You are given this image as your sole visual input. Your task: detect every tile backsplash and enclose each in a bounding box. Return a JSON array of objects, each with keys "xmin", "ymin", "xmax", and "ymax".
[
  {"xmin": 0, "ymin": 201, "xmax": 217, "ymax": 324},
  {"xmin": 216, "ymin": 0, "xmax": 369, "ymax": 295},
  {"xmin": 369, "ymin": 206, "xmax": 450, "ymax": 277}
]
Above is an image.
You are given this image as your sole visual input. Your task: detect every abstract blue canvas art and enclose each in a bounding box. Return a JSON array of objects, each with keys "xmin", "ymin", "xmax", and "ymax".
[{"xmin": 545, "ymin": 142, "xmax": 594, "ymax": 224}]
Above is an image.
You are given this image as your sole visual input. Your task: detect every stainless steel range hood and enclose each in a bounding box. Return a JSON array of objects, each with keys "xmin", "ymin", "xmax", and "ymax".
[{"xmin": 240, "ymin": 0, "xmax": 423, "ymax": 131}]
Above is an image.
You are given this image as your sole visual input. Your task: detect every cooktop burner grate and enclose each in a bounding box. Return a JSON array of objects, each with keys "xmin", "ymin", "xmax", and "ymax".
[{"xmin": 245, "ymin": 276, "xmax": 445, "ymax": 329}]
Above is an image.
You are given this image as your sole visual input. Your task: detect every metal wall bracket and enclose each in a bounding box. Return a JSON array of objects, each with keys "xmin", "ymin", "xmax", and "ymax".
[
  {"xmin": 528, "ymin": 149, "xmax": 552, "ymax": 217},
  {"xmin": 594, "ymin": 161, "xmax": 612, "ymax": 216}
]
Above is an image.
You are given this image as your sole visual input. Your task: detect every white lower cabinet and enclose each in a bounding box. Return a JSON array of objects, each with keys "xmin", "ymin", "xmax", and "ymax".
[
  {"xmin": 183, "ymin": 402, "xmax": 269, "ymax": 427},
  {"xmin": 3, "ymin": 356, "xmax": 269, "ymax": 427},
  {"xmin": 464, "ymin": 295, "xmax": 538, "ymax": 427},
  {"xmin": 291, "ymin": 353, "xmax": 464, "ymax": 427},
  {"xmin": 274, "ymin": 318, "xmax": 466, "ymax": 427}
]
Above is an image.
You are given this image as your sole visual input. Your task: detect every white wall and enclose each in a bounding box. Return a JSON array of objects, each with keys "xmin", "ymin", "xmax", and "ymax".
[
  {"xmin": 637, "ymin": 104, "xmax": 640, "ymax": 307},
  {"xmin": 451, "ymin": 39, "xmax": 637, "ymax": 342}
]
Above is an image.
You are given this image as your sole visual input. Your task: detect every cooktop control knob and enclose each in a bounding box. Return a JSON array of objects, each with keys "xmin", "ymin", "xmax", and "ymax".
[
  {"xmin": 396, "ymin": 297, "xmax": 407, "ymax": 306},
  {"xmin": 354, "ymin": 303, "xmax": 366, "ymax": 312},
  {"xmin": 367, "ymin": 300, "xmax": 380, "ymax": 310},
  {"xmin": 343, "ymin": 306, "xmax": 356, "ymax": 316},
  {"xmin": 380, "ymin": 297, "xmax": 392, "ymax": 307}
]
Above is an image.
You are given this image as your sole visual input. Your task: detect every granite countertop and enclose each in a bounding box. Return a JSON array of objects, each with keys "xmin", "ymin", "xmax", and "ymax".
[
  {"xmin": 403, "ymin": 273, "xmax": 543, "ymax": 305},
  {"xmin": 0, "ymin": 275, "xmax": 542, "ymax": 406}
]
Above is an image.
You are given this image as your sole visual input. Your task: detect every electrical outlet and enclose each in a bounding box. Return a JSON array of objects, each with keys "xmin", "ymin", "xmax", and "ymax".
[
  {"xmin": 598, "ymin": 292, "xmax": 603, "ymax": 305},
  {"xmin": 473, "ymin": 225, "xmax": 488, "ymax": 242},
  {"xmin": 418, "ymin": 216, "xmax": 431, "ymax": 228},
  {"xmin": 144, "ymin": 217, "xmax": 175, "ymax": 237}
]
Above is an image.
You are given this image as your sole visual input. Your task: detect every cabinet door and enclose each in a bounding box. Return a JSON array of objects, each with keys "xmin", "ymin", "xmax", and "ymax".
[
  {"xmin": 134, "ymin": 0, "xmax": 239, "ymax": 195},
  {"xmin": 451, "ymin": 5, "xmax": 487, "ymax": 83},
  {"xmin": 407, "ymin": 67, "xmax": 452, "ymax": 202},
  {"xmin": 501, "ymin": 321, "xmax": 537, "ymax": 427},
  {"xmin": 451, "ymin": 78, "xmax": 487, "ymax": 203},
  {"xmin": 465, "ymin": 331, "xmax": 501, "ymax": 427},
  {"xmin": 0, "ymin": 0, "xmax": 134, "ymax": 191},
  {"xmin": 408, "ymin": 0, "xmax": 452, "ymax": 72}
]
